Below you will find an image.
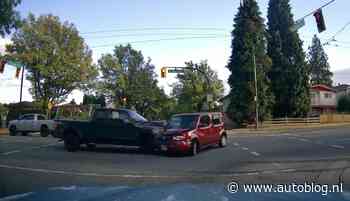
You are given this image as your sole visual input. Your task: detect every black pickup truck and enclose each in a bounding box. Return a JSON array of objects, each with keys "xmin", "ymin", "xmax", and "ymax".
[{"xmin": 53, "ymin": 108, "xmax": 164, "ymax": 152}]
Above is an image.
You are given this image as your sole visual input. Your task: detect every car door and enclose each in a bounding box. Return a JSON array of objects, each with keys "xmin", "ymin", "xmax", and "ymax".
[
  {"xmin": 210, "ymin": 113, "xmax": 223, "ymax": 144},
  {"xmin": 20, "ymin": 114, "xmax": 35, "ymax": 131},
  {"xmin": 94, "ymin": 111, "xmax": 123, "ymax": 142},
  {"xmin": 197, "ymin": 115, "xmax": 211, "ymax": 146},
  {"xmin": 117, "ymin": 110, "xmax": 139, "ymax": 142}
]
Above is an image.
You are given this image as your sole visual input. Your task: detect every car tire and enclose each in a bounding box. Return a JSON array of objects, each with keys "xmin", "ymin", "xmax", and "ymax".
[
  {"xmin": 21, "ymin": 132, "xmax": 28, "ymax": 136},
  {"xmin": 40, "ymin": 125, "xmax": 50, "ymax": 137},
  {"xmin": 9, "ymin": 126, "xmax": 17, "ymax": 136},
  {"xmin": 189, "ymin": 140, "xmax": 199, "ymax": 156},
  {"xmin": 64, "ymin": 133, "xmax": 80, "ymax": 152},
  {"xmin": 219, "ymin": 134, "xmax": 227, "ymax": 148}
]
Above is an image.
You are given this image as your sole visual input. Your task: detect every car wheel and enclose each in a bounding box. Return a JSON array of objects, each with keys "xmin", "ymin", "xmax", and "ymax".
[
  {"xmin": 219, "ymin": 134, "xmax": 227, "ymax": 148},
  {"xmin": 21, "ymin": 132, "xmax": 28, "ymax": 136},
  {"xmin": 40, "ymin": 125, "xmax": 49, "ymax": 137},
  {"xmin": 9, "ymin": 126, "xmax": 17, "ymax": 136},
  {"xmin": 139, "ymin": 134, "xmax": 154, "ymax": 153},
  {"xmin": 64, "ymin": 133, "xmax": 80, "ymax": 152},
  {"xmin": 189, "ymin": 140, "xmax": 199, "ymax": 156}
]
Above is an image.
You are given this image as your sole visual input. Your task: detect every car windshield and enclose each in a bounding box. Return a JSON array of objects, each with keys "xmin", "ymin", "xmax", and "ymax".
[
  {"xmin": 167, "ymin": 115, "xmax": 198, "ymax": 130},
  {"xmin": 128, "ymin": 111, "xmax": 147, "ymax": 122}
]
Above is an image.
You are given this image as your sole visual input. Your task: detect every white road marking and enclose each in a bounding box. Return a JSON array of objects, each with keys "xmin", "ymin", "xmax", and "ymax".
[
  {"xmin": 299, "ymin": 138, "xmax": 310, "ymax": 142},
  {"xmin": 250, "ymin": 151, "xmax": 260, "ymax": 156},
  {"xmin": 330, "ymin": 145, "xmax": 345, "ymax": 149},
  {"xmin": 2, "ymin": 150, "xmax": 21, "ymax": 155},
  {"xmin": 272, "ymin": 162, "xmax": 281, "ymax": 167},
  {"xmin": 280, "ymin": 169, "xmax": 296, "ymax": 173},
  {"xmin": 1, "ymin": 142, "xmax": 61, "ymax": 155},
  {"xmin": 241, "ymin": 147, "xmax": 249, "ymax": 151},
  {"xmin": 246, "ymin": 172, "xmax": 259, "ymax": 176},
  {"xmin": 232, "ymin": 142, "xmax": 239, "ymax": 146}
]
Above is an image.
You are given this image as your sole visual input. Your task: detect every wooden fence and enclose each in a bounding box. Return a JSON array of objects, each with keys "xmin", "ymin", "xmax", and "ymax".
[
  {"xmin": 320, "ymin": 114, "xmax": 350, "ymax": 124},
  {"xmin": 262, "ymin": 117, "xmax": 320, "ymax": 127}
]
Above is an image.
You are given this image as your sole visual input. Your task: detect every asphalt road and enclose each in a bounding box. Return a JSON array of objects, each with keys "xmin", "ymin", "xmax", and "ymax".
[{"xmin": 1, "ymin": 126, "xmax": 350, "ymax": 197}]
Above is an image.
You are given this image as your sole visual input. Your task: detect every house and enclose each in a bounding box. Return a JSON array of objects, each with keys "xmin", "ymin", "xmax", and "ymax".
[
  {"xmin": 333, "ymin": 84, "xmax": 350, "ymax": 100},
  {"xmin": 310, "ymin": 84, "xmax": 337, "ymax": 114}
]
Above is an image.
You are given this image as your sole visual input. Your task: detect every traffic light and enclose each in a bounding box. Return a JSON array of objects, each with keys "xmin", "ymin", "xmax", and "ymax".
[
  {"xmin": 15, "ymin": 67, "xmax": 21, "ymax": 78},
  {"xmin": 313, "ymin": 9, "xmax": 326, "ymax": 33},
  {"xmin": 0, "ymin": 60, "xmax": 6, "ymax": 73},
  {"xmin": 160, "ymin": 67, "xmax": 167, "ymax": 78}
]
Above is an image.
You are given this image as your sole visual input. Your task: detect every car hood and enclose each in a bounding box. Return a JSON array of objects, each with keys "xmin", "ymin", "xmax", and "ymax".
[
  {"xmin": 163, "ymin": 128, "xmax": 191, "ymax": 136},
  {"xmin": 1, "ymin": 184, "xmax": 349, "ymax": 201}
]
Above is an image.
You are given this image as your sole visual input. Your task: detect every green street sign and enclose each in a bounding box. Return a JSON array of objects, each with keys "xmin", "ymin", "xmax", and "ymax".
[
  {"xmin": 290, "ymin": 18, "xmax": 305, "ymax": 32},
  {"xmin": 168, "ymin": 68, "xmax": 185, "ymax": 74},
  {"xmin": 7, "ymin": 60, "xmax": 23, "ymax": 68}
]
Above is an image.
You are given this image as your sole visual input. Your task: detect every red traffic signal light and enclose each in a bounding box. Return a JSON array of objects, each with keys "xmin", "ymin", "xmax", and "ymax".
[
  {"xmin": 160, "ymin": 67, "xmax": 167, "ymax": 78},
  {"xmin": 0, "ymin": 60, "xmax": 6, "ymax": 73},
  {"xmin": 15, "ymin": 67, "xmax": 21, "ymax": 78},
  {"xmin": 313, "ymin": 9, "xmax": 326, "ymax": 33}
]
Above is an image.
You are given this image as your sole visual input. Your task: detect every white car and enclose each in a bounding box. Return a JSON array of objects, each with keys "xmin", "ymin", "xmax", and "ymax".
[{"xmin": 8, "ymin": 113, "xmax": 56, "ymax": 137}]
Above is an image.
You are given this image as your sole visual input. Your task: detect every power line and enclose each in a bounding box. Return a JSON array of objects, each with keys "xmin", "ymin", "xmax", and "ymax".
[
  {"xmin": 81, "ymin": 27, "xmax": 229, "ymax": 35},
  {"xmin": 85, "ymin": 33, "xmax": 228, "ymax": 40},
  {"xmin": 323, "ymin": 21, "xmax": 350, "ymax": 46},
  {"xmin": 90, "ymin": 35, "xmax": 229, "ymax": 48}
]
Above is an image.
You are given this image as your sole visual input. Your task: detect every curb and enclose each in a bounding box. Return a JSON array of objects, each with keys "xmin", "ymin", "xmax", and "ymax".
[
  {"xmin": 227, "ymin": 123, "xmax": 350, "ymax": 135},
  {"xmin": 0, "ymin": 128, "xmax": 9, "ymax": 136}
]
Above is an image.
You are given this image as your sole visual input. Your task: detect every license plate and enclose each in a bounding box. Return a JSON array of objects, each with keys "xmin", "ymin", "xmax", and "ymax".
[{"xmin": 160, "ymin": 145, "xmax": 168, "ymax": 151}]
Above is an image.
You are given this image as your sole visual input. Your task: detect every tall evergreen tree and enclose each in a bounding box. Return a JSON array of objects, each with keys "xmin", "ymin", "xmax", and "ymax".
[
  {"xmin": 267, "ymin": 0, "xmax": 310, "ymax": 117},
  {"xmin": 227, "ymin": 0, "xmax": 274, "ymax": 126},
  {"xmin": 308, "ymin": 35, "xmax": 333, "ymax": 86}
]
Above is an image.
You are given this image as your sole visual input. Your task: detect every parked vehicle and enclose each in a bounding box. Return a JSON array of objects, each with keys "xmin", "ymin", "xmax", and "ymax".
[
  {"xmin": 53, "ymin": 108, "xmax": 164, "ymax": 152},
  {"xmin": 8, "ymin": 113, "xmax": 56, "ymax": 137},
  {"xmin": 158, "ymin": 112, "xmax": 227, "ymax": 156}
]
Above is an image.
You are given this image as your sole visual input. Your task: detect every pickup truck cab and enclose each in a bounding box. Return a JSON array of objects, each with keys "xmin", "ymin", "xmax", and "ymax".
[
  {"xmin": 8, "ymin": 113, "xmax": 56, "ymax": 137},
  {"xmin": 159, "ymin": 112, "xmax": 227, "ymax": 156},
  {"xmin": 54, "ymin": 108, "xmax": 163, "ymax": 152}
]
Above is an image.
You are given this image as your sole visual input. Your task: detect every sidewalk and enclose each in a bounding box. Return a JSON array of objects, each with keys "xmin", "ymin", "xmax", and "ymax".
[
  {"xmin": 227, "ymin": 123, "xmax": 350, "ymax": 135},
  {"xmin": 0, "ymin": 128, "xmax": 9, "ymax": 136}
]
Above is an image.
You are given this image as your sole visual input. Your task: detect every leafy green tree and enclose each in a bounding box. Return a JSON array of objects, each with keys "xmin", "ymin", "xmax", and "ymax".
[
  {"xmin": 97, "ymin": 44, "xmax": 169, "ymax": 120},
  {"xmin": 308, "ymin": 35, "xmax": 333, "ymax": 86},
  {"xmin": 226, "ymin": 0, "xmax": 274, "ymax": 126},
  {"xmin": 172, "ymin": 60, "xmax": 224, "ymax": 113},
  {"xmin": 0, "ymin": 0, "xmax": 21, "ymax": 37},
  {"xmin": 337, "ymin": 95, "xmax": 350, "ymax": 113},
  {"xmin": 6, "ymin": 14, "xmax": 97, "ymax": 109},
  {"xmin": 267, "ymin": 0, "xmax": 310, "ymax": 117}
]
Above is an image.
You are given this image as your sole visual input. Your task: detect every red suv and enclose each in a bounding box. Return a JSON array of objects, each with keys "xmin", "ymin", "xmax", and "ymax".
[{"xmin": 159, "ymin": 112, "xmax": 227, "ymax": 156}]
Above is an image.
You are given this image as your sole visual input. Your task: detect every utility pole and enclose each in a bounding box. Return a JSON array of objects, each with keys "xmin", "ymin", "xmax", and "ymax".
[{"xmin": 253, "ymin": 48, "xmax": 259, "ymax": 129}]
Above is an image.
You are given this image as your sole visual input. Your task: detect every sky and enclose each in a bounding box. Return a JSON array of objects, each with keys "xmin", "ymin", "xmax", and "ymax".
[{"xmin": 0, "ymin": 0, "xmax": 350, "ymax": 104}]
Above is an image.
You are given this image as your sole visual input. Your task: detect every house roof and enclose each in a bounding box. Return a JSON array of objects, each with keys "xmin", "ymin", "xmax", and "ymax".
[
  {"xmin": 311, "ymin": 84, "xmax": 335, "ymax": 92},
  {"xmin": 333, "ymin": 84, "xmax": 350, "ymax": 92}
]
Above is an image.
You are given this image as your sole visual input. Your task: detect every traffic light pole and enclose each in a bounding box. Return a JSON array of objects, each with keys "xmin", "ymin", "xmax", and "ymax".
[{"xmin": 19, "ymin": 66, "xmax": 25, "ymax": 103}]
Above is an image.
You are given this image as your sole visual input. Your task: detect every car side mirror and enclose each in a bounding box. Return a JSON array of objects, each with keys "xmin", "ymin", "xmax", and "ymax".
[{"xmin": 198, "ymin": 123, "xmax": 207, "ymax": 128}]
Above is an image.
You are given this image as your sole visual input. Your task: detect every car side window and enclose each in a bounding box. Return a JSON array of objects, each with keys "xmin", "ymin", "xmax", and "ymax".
[
  {"xmin": 111, "ymin": 111, "xmax": 119, "ymax": 120},
  {"xmin": 38, "ymin": 115, "xmax": 46, "ymax": 120},
  {"xmin": 118, "ymin": 111, "xmax": 130, "ymax": 122},
  {"xmin": 212, "ymin": 114, "xmax": 221, "ymax": 125},
  {"xmin": 22, "ymin": 115, "xmax": 34, "ymax": 120},
  {"xmin": 199, "ymin": 115, "xmax": 211, "ymax": 127}
]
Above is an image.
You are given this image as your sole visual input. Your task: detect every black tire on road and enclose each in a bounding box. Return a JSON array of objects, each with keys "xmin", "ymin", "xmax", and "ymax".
[
  {"xmin": 189, "ymin": 140, "xmax": 199, "ymax": 156},
  {"xmin": 64, "ymin": 133, "xmax": 80, "ymax": 152},
  {"xmin": 21, "ymin": 132, "xmax": 28, "ymax": 136},
  {"xmin": 219, "ymin": 134, "xmax": 227, "ymax": 148},
  {"xmin": 9, "ymin": 126, "xmax": 16, "ymax": 136},
  {"xmin": 40, "ymin": 125, "xmax": 50, "ymax": 137}
]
